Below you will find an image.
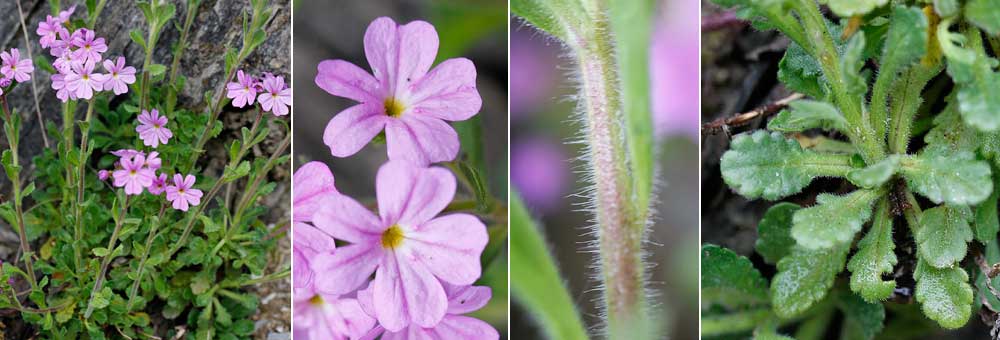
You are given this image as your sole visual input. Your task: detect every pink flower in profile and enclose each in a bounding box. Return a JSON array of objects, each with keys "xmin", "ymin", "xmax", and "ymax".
[
  {"xmin": 226, "ymin": 70, "xmax": 258, "ymax": 108},
  {"xmin": 144, "ymin": 151, "xmax": 162, "ymax": 170},
  {"xmin": 111, "ymin": 149, "xmax": 143, "ymax": 158},
  {"xmin": 57, "ymin": 5, "xmax": 76, "ymax": 23},
  {"xmin": 148, "ymin": 173, "xmax": 168, "ymax": 195},
  {"xmin": 357, "ymin": 283, "xmax": 499, "ymax": 340},
  {"xmin": 97, "ymin": 170, "xmax": 110, "ymax": 181},
  {"xmin": 316, "ymin": 17, "xmax": 481, "ymax": 165},
  {"xmin": 293, "ymin": 292, "xmax": 376, "ymax": 340},
  {"xmin": 136, "ymin": 109, "xmax": 172, "ymax": 148},
  {"xmin": 258, "ymin": 73, "xmax": 291, "ymax": 116},
  {"xmin": 112, "ymin": 154, "xmax": 154, "ymax": 195},
  {"xmin": 51, "ymin": 73, "xmax": 76, "ymax": 102},
  {"xmin": 1, "ymin": 49, "xmax": 34, "ymax": 83},
  {"xmin": 311, "ymin": 161, "xmax": 488, "ymax": 331},
  {"xmin": 71, "ymin": 29, "xmax": 107, "ymax": 62},
  {"xmin": 101, "ymin": 57, "xmax": 136, "ymax": 95},
  {"xmin": 293, "ymin": 162, "xmax": 339, "ymax": 223},
  {"xmin": 65, "ymin": 59, "xmax": 106, "ymax": 99},
  {"xmin": 166, "ymin": 174, "xmax": 203, "ymax": 211},
  {"xmin": 49, "ymin": 29, "xmax": 74, "ymax": 58}
]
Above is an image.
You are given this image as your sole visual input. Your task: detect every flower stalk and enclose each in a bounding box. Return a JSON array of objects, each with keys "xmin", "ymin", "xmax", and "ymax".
[
  {"xmin": 0, "ymin": 95, "xmax": 37, "ymax": 288},
  {"xmin": 84, "ymin": 194, "xmax": 130, "ymax": 318}
]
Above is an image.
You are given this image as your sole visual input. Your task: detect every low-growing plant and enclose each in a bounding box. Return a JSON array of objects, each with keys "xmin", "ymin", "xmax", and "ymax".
[
  {"xmin": 704, "ymin": 0, "xmax": 1000, "ymax": 338},
  {"xmin": 0, "ymin": 0, "xmax": 289, "ymax": 338}
]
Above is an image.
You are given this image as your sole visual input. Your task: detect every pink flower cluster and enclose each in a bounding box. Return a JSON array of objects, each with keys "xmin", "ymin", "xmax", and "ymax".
[
  {"xmin": 36, "ymin": 6, "xmax": 136, "ymax": 101},
  {"xmin": 0, "ymin": 48, "xmax": 35, "ymax": 95},
  {"xmin": 98, "ymin": 111, "xmax": 197, "ymax": 211},
  {"xmin": 226, "ymin": 70, "xmax": 291, "ymax": 116},
  {"xmin": 316, "ymin": 17, "xmax": 482, "ymax": 166},
  {"xmin": 292, "ymin": 161, "xmax": 496, "ymax": 340}
]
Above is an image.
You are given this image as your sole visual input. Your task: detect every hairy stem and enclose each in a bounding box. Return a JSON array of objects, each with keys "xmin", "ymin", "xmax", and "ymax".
[
  {"xmin": 165, "ymin": 179, "xmax": 225, "ymax": 258},
  {"xmin": 126, "ymin": 204, "xmax": 166, "ymax": 310},
  {"xmin": 84, "ymin": 194, "xmax": 130, "ymax": 318},
  {"xmin": 72, "ymin": 99, "xmax": 96, "ymax": 274},
  {"xmin": 0, "ymin": 96, "xmax": 37, "ymax": 288},
  {"xmin": 569, "ymin": 7, "xmax": 648, "ymax": 336},
  {"xmin": 234, "ymin": 132, "xmax": 289, "ymax": 218},
  {"xmin": 888, "ymin": 64, "xmax": 941, "ymax": 154}
]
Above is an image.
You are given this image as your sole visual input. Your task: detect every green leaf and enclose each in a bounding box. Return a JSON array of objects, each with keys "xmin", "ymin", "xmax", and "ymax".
[
  {"xmin": 701, "ymin": 244, "xmax": 770, "ymax": 308},
  {"xmin": 847, "ymin": 200, "xmax": 897, "ymax": 302},
  {"xmin": 840, "ymin": 33, "xmax": 868, "ymax": 97},
  {"xmin": 900, "ymin": 151, "xmax": 993, "ymax": 205},
  {"xmin": 935, "ymin": 0, "xmax": 960, "ymax": 17},
  {"xmin": 974, "ymin": 172, "xmax": 1000, "ymax": 243},
  {"xmin": 767, "ymin": 100, "xmax": 847, "ymax": 133},
  {"xmin": 778, "ymin": 42, "xmax": 826, "ymax": 99},
  {"xmin": 771, "ymin": 243, "xmax": 850, "ymax": 318},
  {"xmin": 91, "ymin": 247, "xmax": 109, "ymax": 257},
  {"xmin": 914, "ymin": 259, "xmax": 973, "ymax": 329},
  {"xmin": 511, "ymin": 0, "xmax": 566, "ymax": 40},
  {"xmin": 915, "ymin": 205, "xmax": 973, "ymax": 268},
  {"xmin": 129, "ymin": 29, "xmax": 147, "ymax": 50},
  {"xmin": 836, "ymin": 291, "xmax": 886, "ymax": 340},
  {"xmin": 938, "ymin": 24, "xmax": 1000, "ymax": 131},
  {"xmin": 721, "ymin": 131, "xmax": 855, "ymax": 200},
  {"xmin": 791, "ymin": 189, "xmax": 879, "ymax": 249},
  {"xmin": 825, "ymin": 0, "xmax": 889, "ymax": 18},
  {"xmin": 147, "ymin": 64, "xmax": 167, "ymax": 77},
  {"xmin": 847, "ymin": 155, "xmax": 900, "ymax": 188},
  {"xmin": 510, "ymin": 192, "xmax": 588, "ymax": 340},
  {"xmin": 880, "ymin": 7, "xmax": 929, "ymax": 77},
  {"xmin": 755, "ymin": 202, "xmax": 800, "ymax": 264},
  {"xmin": 966, "ymin": 0, "xmax": 1000, "ymax": 36}
]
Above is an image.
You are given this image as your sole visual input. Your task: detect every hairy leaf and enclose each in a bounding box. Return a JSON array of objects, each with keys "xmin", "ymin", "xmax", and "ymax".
[
  {"xmin": 965, "ymin": 0, "xmax": 1000, "ymax": 36},
  {"xmin": 836, "ymin": 291, "xmax": 886, "ymax": 340},
  {"xmin": 914, "ymin": 259, "xmax": 973, "ymax": 329},
  {"xmin": 848, "ymin": 200, "xmax": 897, "ymax": 302},
  {"xmin": 841, "ymin": 33, "xmax": 868, "ymax": 98},
  {"xmin": 767, "ymin": 100, "xmax": 847, "ymax": 133},
  {"xmin": 756, "ymin": 202, "xmax": 800, "ymax": 264},
  {"xmin": 824, "ymin": 0, "xmax": 889, "ymax": 17},
  {"xmin": 916, "ymin": 205, "xmax": 973, "ymax": 268},
  {"xmin": 938, "ymin": 24, "xmax": 1000, "ymax": 131},
  {"xmin": 847, "ymin": 155, "xmax": 900, "ymax": 188},
  {"xmin": 791, "ymin": 189, "xmax": 879, "ymax": 249},
  {"xmin": 721, "ymin": 131, "xmax": 855, "ymax": 200},
  {"xmin": 778, "ymin": 42, "xmax": 826, "ymax": 99},
  {"xmin": 900, "ymin": 151, "xmax": 993, "ymax": 205},
  {"xmin": 702, "ymin": 244, "xmax": 770, "ymax": 308},
  {"xmin": 771, "ymin": 244, "xmax": 850, "ymax": 318},
  {"xmin": 975, "ymin": 173, "xmax": 1000, "ymax": 243}
]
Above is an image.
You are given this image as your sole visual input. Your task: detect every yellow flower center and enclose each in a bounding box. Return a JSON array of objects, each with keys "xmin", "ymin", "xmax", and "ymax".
[
  {"xmin": 381, "ymin": 225, "xmax": 405, "ymax": 249},
  {"xmin": 384, "ymin": 97, "xmax": 405, "ymax": 118},
  {"xmin": 309, "ymin": 294, "xmax": 324, "ymax": 306}
]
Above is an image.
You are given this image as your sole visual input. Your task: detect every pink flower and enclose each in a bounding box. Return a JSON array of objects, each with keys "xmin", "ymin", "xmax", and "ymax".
[
  {"xmin": 144, "ymin": 151, "xmax": 162, "ymax": 170},
  {"xmin": 71, "ymin": 29, "xmax": 107, "ymax": 62},
  {"xmin": 293, "ymin": 292, "xmax": 376, "ymax": 340},
  {"xmin": 293, "ymin": 223, "xmax": 336, "ymax": 292},
  {"xmin": 101, "ymin": 57, "xmax": 136, "ymax": 95},
  {"xmin": 226, "ymin": 70, "xmax": 258, "ymax": 108},
  {"xmin": 293, "ymin": 162, "xmax": 339, "ymax": 223},
  {"xmin": 36, "ymin": 16, "xmax": 63, "ymax": 48},
  {"xmin": 48, "ymin": 28, "xmax": 73, "ymax": 58},
  {"xmin": 166, "ymin": 174, "xmax": 203, "ymax": 211},
  {"xmin": 53, "ymin": 48, "xmax": 80, "ymax": 74},
  {"xmin": 136, "ymin": 109, "xmax": 172, "ymax": 147},
  {"xmin": 357, "ymin": 283, "xmax": 499, "ymax": 340},
  {"xmin": 310, "ymin": 161, "xmax": 488, "ymax": 331},
  {"xmin": 110, "ymin": 149, "xmax": 143, "ymax": 158},
  {"xmin": 112, "ymin": 154, "xmax": 154, "ymax": 195},
  {"xmin": 1, "ymin": 49, "xmax": 34, "ymax": 83},
  {"xmin": 65, "ymin": 59, "xmax": 106, "ymax": 99},
  {"xmin": 97, "ymin": 170, "xmax": 110, "ymax": 181},
  {"xmin": 51, "ymin": 73, "xmax": 76, "ymax": 102},
  {"xmin": 316, "ymin": 17, "xmax": 481, "ymax": 165},
  {"xmin": 148, "ymin": 173, "xmax": 168, "ymax": 195},
  {"xmin": 258, "ymin": 73, "xmax": 291, "ymax": 116},
  {"xmin": 58, "ymin": 5, "xmax": 76, "ymax": 23}
]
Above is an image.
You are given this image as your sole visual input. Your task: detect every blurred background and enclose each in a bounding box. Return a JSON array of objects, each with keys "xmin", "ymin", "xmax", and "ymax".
[
  {"xmin": 291, "ymin": 0, "xmax": 509, "ymax": 337},
  {"xmin": 509, "ymin": 0, "xmax": 699, "ymax": 337}
]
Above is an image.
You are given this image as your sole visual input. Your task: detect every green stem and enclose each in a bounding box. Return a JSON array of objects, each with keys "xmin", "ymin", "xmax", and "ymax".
[
  {"xmin": 700, "ymin": 308, "xmax": 773, "ymax": 337},
  {"xmin": 165, "ymin": 179, "xmax": 225, "ymax": 258},
  {"xmin": 86, "ymin": 0, "xmax": 108, "ymax": 28},
  {"xmin": 234, "ymin": 132, "xmax": 289, "ymax": 218},
  {"xmin": 168, "ymin": 0, "xmax": 201, "ymax": 88},
  {"xmin": 84, "ymin": 194, "xmax": 130, "ymax": 318},
  {"xmin": 72, "ymin": 99, "xmax": 96, "ymax": 273},
  {"xmin": 0, "ymin": 96, "xmax": 37, "ymax": 288},
  {"xmin": 224, "ymin": 268, "xmax": 290, "ymax": 288},
  {"xmin": 887, "ymin": 64, "xmax": 941, "ymax": 154},
  {"xmin": 126, "ymin": 205, "xmax": 166, "ymax": 310}
]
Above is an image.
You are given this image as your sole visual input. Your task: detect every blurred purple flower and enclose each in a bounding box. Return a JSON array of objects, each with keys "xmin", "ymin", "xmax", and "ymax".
[
  {"xmin": 509, "ymin": 30, "xmax": 555, "ymax": 120},
  {"xmin": 511, "ymin": 138, "xmax": 568, "ymax": 212},
  {"xmin": 650, "ymin": 0, "xmax": 700, "ymax": 141}
]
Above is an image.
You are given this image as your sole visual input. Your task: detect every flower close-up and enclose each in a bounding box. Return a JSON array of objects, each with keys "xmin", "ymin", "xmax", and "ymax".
[
  {"xmin": 310, "ymin": 161, "xmax": 488, "ymax": 331},
  {"xmin": 136, "ymin": 109, "xmax": 172, "ymax": 148},
  {"xmin": 101, "ymin": 56, "xmax": 136, "ymax": 95},
  {"xmin": 112, "ymin": 154, "xmax": 154, "ymax": 195},
  {"xmin": 259, "ymin": 73, "xmax": 292, "ymax": 116},
  {"xmin": 1, "ymin": 48, "xmax": 34, "ymax": 83},
  {"xmin": 165, "ymin": 174, "xmax": 203, "ymax": 212},
  {"xmin": 227, "ymin": 69, "xmax": 259, "ymax": 108},
  {"xmin": 316, "ymin": 17, "xmax": 482, "ymax": 165},
  {"xmin": 357, "ymin": 282, "xmax": 499, "ymax": 339}
]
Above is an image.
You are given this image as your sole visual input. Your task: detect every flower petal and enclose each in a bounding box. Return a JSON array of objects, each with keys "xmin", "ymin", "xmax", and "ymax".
[
  {"xmin": 375, "ymin": 162, "xmax": 455, "ymax": 226},
  {"xmin": 292, "ymin": 161, "xmax": 338, "ymax": 222},
  {"xmin": 363, "ymin": 17, "xmax": 438, "ymax": 96},
  {"xmin": 323, "ymin": 103, "xmax": 387, "ymax": 158},
  {"xmin": 311, "ymin": 245, "xmax": 383, "ymax": 294},
  {"xmin": 373, "ymin": 251, "xmax": 447, "ymax": 331},
  {"xmin": 407, "ymin": 214, "xmax": 487, "ymax": 285},
  {"xmin": 316, "ymin": 59, "xmax": 380, "ymax": 103},
  {"xmin": 443, "ymin": 283, "xmax": 492, "ymax": 314},
  {"xmin": 312, "ymin": 195, "xmax": 383, "ymax": 243},
  {"xmin": 384, "ymin": 114, "xmax": 459, "ymax": 165},
  {"xmin": 408, "ymin": 58, "xmax": 481, "ymax": 121},
  {"xmin": 427, "ymin": 315, "xmax": 500, "ymax": 340}
]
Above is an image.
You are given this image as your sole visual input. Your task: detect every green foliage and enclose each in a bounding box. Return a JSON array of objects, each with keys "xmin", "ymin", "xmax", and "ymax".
[
  {"xmin": 702, "ymin": 244, "xmax": 769, "ymax": 308},
  {"xmin": 0, "ymin": 1, "xmax": 288, "ymax": 338},
  {"xmin": 707, "ymin": 0, "xmax": 1000, "ymax": 336}
]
